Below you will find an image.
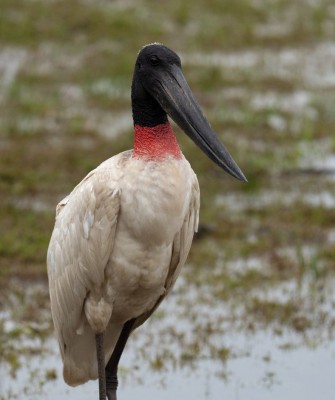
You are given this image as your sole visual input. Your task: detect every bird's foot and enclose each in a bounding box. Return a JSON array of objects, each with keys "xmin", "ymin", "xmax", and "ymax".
[
  {"xmin": 106, "ymin": 389, "xmax": 117, "ymax": 400},
  {"xmin": 106, "ymin": 374, "xmax": 118, "ymax": 400}
]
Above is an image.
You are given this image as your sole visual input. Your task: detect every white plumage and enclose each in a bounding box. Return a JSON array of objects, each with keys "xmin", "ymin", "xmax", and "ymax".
[{"xmin": 47, "ymin": 150, "xmax": 199, "ymax": 385}]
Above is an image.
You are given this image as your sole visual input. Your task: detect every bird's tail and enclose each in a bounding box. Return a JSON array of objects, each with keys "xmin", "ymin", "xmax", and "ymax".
[{"xmin": 63, "ymin": 321, "xmax": 124, "ymax": 386}]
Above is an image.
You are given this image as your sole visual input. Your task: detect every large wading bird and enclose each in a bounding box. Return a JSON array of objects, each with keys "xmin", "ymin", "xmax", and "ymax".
[{"xmin": 47, "ymin": 43, "xmax": 247, "ymax": 400}]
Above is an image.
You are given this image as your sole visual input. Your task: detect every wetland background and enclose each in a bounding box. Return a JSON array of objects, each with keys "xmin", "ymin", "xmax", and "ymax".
[{"xmin": 1, "ymin": 0, "xmax": 335, "ymax": 399}]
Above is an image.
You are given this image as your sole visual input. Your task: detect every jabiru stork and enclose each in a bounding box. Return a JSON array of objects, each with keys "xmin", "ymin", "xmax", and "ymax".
[{"xmin": 47, "ymin": 43, "xmax": 246, "ymax": 400}]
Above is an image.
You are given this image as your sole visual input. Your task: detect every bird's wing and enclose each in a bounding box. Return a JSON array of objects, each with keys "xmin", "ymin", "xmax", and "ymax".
[
  {"xmin": 132, "ymin": 174, "xmax": 200, "ymax": 331},
  {"xmin": 47, "ymin": 168, "xmax": 121, "ymax": 356}
]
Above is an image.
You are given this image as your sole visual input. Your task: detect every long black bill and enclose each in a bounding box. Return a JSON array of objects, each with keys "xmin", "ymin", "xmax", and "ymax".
[{"xmin": 150, "ymin": 64, "xmax": 247, "ymax": 182}]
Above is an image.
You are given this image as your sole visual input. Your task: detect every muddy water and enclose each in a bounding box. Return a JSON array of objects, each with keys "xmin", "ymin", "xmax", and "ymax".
[
  {"xmin": 1, "ymin": 269, "xmax": 335, "ymax": 399},
  {"xmin": 2, "ymin": 336, "xmax": 335, "ymax": 400}
]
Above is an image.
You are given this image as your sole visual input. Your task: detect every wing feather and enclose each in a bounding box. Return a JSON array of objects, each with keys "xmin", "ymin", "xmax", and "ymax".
[{"xmin": 47, "ymin": 168, "xmax": 121, "ymax": 356}]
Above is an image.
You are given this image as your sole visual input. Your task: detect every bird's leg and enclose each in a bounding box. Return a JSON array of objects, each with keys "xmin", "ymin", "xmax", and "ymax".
[
  {"xmin": 96, "ymin": 333, "xmax": 107, "ymax": 400},
  {"xmin": 105, "ymin": 318, "xmax": 136, "ymax": 400}
]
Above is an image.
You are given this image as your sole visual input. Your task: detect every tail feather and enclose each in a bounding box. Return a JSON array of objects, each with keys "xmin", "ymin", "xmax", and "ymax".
[{"xmin": 63, "ymin": 322, "xmax": 123, "ymax": 386}]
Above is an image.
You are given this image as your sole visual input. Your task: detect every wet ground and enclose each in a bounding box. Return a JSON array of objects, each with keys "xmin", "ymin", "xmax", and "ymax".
[{"xmin": 1, "ymin": 0, "xmax": 335, "ymax": 399}]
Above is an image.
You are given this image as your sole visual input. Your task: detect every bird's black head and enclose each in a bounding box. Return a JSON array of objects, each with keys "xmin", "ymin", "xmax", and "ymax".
[
  {"xmin": 131, "ymin": 43, "xmax": 181, "ymax": 127},
  {"xmin": 131, "ymin": 43, "xmax": 247, "ymax": 182},
  {"xmin": 135, "ymin": 43, "xmax": 181, "ymax": 75}
]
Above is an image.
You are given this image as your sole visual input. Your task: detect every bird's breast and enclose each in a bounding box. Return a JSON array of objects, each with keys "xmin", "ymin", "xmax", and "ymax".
[
  {"xmin": 105, "ymin": 155, "xmax": 195, "ymax": 320},
  {"xmin": 119, "ymin": 156, "xmax": 194, "ymax": 245}
]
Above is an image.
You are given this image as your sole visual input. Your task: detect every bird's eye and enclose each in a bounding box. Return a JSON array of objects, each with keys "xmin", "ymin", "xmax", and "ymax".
[
  {"xmin": 136, "ymin": 62, "xmax": 141, "ymax": 70},
  {"xmin": 149, "ymin": 55, "xmax": 160, "ymax": 66}
]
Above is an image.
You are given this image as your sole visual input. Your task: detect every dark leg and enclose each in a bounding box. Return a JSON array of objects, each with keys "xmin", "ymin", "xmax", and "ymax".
[
  {"xmin": 105, "ymin": 319, "xmax": 136, "ymax": 400},
  {"xmin": 96, "ymin": 333, "xmax": 107, "ymax": 400}
]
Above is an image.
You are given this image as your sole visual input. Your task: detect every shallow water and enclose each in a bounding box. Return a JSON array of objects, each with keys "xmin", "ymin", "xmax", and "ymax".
[
  {"xmin": 1, "ymin": 273, "xmax": 335, "ymax": 399},
  {"xmin": 2, "ymin": 319, "xmax": 335, "ymax": 400}
]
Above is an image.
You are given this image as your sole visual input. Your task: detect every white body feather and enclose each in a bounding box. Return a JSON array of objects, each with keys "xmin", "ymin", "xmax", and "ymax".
[{"xmin": 47, "ymin": 149, "xmax": 200, "ymax": 386}]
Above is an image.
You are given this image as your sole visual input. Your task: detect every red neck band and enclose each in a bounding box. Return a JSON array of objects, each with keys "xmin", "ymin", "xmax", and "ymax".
[{"xmin": 132, "ymin": 123, "xmax": 182, "ymax": 160}]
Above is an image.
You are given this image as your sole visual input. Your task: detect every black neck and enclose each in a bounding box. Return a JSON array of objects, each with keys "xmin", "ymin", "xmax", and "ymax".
[{"xmin": 131, "ymin": 75, "xmax": 168, "ymax": 127}]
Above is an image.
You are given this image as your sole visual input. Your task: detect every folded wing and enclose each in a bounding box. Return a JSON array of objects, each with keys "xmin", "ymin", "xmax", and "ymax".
[{"xmin": 47, "ymin": 168, "xmax": 121, "ymax": 358}]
